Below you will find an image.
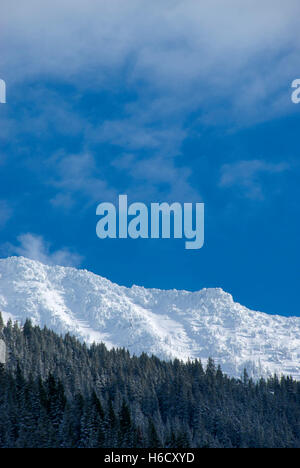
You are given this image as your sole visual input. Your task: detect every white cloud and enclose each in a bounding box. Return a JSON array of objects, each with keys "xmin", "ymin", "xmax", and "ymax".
[
  {"xmin": 1, "ymin": 1, "xmax": 299, "ymax": 207},
  {"xmin": 219, "ymin": 159, "xmax": 290, "ymax": 199},
  {"xmin": 9, "ymin": 233, "xmax": 83, "ymax": 267},
  {"xmin": 1, "ymin": 0, "xmax": 299, "ymax": 124}
]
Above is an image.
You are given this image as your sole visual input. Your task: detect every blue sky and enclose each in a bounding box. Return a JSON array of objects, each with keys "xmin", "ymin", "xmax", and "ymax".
[{"xmin": 0, "ymin": 1, "xmax": 299, "ymax": 316}]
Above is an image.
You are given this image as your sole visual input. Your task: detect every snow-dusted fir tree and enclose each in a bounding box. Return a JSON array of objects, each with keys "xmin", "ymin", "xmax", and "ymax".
[{"xmin": 0, "ymin": 311, "xmax": 6, "ymax": 364}]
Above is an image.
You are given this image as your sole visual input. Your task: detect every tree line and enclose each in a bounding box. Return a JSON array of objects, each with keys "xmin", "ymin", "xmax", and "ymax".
[{"xmin": 0, "ymin": 313, "xmax": 300, "ymax": 448}]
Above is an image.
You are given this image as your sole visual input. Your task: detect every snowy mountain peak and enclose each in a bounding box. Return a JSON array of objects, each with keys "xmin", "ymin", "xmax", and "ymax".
[{"xmin": 0, "ymin": 256, "xmax": 299, "ymax": 380}]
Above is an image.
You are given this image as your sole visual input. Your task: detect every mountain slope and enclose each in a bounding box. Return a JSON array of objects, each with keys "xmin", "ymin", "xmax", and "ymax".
[{"xmin": 0, "ymin": 256, "xmax": 299, "ymax": 379}]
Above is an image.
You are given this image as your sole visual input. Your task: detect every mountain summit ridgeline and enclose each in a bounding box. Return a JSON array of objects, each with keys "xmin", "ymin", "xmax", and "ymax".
[{"xmin": 0, "ymin": 256, "xmax": 299, "ymax": 379}]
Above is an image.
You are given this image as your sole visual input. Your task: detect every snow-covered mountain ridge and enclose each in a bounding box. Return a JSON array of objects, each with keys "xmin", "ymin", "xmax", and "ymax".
[{"xmin": 0, "ymin": 256, "xmax": 299, "ymax": 379}]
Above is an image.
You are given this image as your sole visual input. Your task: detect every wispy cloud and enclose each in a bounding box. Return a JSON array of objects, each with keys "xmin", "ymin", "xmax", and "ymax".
[
  {"xmin": 0, "ymin": 200, "xmax": 12, "ymax": 228},
  {"xmin": 1, "ymin": 1, "xmax": 299, "ymax": 212},
  {"xmin": 49, "ymin": 152, "xmax": 116, "ymax": 208},
  {"xmin": 219, "ymin": 159, "xmax": 290, "ymax": 199},
  {"xmin": 112, "ymin": 153, "xmax": 200, "ymax": 202},
  {"xmin": 48, "ymin": 148, "xmax": 198, "ymax": 208},
  {"xmin": 2, "ymin": 0, "xmax": 299, "ymax": 124},
  {"xmin": 7, "ymin": 233, "xmax": 83, "ymax": 267}
]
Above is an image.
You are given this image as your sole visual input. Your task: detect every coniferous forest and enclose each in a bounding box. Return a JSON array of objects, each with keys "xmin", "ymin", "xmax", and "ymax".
[{"xmin": 1, "ymin": 314, "xmax": 300, "ymax": 448}]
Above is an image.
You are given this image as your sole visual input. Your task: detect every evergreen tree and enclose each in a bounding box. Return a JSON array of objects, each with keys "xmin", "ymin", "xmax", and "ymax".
[
  {"xmin": 0, "ymin": 320, "xmax": 300, "ymax": 448},
  {"xmin": 0, "ymin": 311, "xmax": 4, "ymax": 334}
]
